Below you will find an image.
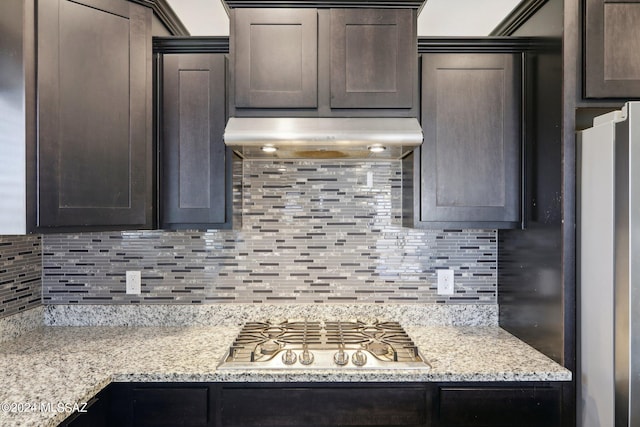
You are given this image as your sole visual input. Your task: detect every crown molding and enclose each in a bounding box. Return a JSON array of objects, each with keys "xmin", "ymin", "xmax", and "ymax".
[
  {"xmin": 222, "ymin": 0, "xmax": 425, "ymax": 10},
  {"xmin": 130, "ymin": 0, "xmax": 190, "ymax": 36},
  {"xmin": 489, "ymin": 0, "xmax": 548, "ymax": 36},
  {"xmin": 418, "ymin": 36, "xmax": 560, "ymax": 53},
  {"xmin": 153, "ymin": 37, "xmax": 230, "ymax": 53}
]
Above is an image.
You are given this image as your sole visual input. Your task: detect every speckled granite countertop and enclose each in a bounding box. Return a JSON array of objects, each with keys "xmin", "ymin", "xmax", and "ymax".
[{"xmin": 0, "ymin": 324, "xmax": 571, "ymax": 427}]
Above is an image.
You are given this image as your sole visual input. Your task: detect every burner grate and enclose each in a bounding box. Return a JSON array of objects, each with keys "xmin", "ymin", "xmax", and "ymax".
[{"xmin": 220, "ymin": 319, "xmax": 429, "ymax": 369}]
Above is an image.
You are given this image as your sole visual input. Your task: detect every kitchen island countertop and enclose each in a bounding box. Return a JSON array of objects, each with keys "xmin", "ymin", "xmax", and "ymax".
[{"xmin": 0, "ymin": 325, "xmax": 571, "ymax": 427}]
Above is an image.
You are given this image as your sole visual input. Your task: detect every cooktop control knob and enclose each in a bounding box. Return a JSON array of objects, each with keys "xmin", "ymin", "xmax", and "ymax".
[
  {"xmin": 282, "ymin": 349, "xmax": 297, "ymax": 365},
  {"xmin": 333, "ymin": 349, "xmax": 349, "ymax": 366},
  {"xmin": 351, "ymin": 350, "xmax": 367, "ymax": 367},
  {"xmin": 300, "ymin": 348, "xmax": 315, "ymax": 365}
]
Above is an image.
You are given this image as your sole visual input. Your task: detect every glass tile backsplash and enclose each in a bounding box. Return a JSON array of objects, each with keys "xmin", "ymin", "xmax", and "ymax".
[
  {"xmin": 0, "ymin": 235, "xmax": 42, "ymax": 318},
  {"xmin": 42, "ymin": 161, "xmax": 497, "ymax": 304}
]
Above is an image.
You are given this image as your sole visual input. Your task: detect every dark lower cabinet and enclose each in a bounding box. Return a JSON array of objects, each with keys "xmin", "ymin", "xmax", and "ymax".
[
  {"xmin": 435, "ymin": 385, "xmax": 562, "ymax": 427},
  {"xmin": 220, "ymin": 385, "xmax": 429, "ymax": 427},
  {"xmin": 58, "ymin": 382, "xmax": 566, "ymax": 427},
  {"xmin": 130, "ymin": 386, "xmax": 211, "ymax": 427},
  {"xmin": 37, "ymin": 0, "xmax": 153, "ymax": 231},
  {"xmin": 57, "ymin": 386, "xmax": 111, "ymax": 427},
  {"xmin": 104, "ymin": 383, "xmax": 216, "ymax": 427}
]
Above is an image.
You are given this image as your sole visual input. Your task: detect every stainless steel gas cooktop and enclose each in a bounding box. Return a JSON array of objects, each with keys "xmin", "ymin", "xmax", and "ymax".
[{"xmin": 218, "ymin": 320, "xmax": 431, "ymax": 370}]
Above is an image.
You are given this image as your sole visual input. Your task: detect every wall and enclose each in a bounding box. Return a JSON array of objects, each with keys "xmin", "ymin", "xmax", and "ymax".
[
  {"xmin": 0, "ymin": 235, "xmax": 41, "ymax": 319},
  {"xmin": 0, "ymin": 0, "xmax": 36, "ymax": 235},
  {"xmin": 418, "ymin": 0, "xmax": 520, "ymax": 36},
  {"xmin": 166, "ymin": 0, "xmax": 521, "ymax": 37},
  {"xmin": 43, "ymin": 161, "xmax": 497, "ymax": 305}
]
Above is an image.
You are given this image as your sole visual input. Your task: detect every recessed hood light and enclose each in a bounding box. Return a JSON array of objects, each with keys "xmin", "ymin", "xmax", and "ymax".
[
  {"xmin": 261, "ymin": 145, "xmax": 277, "ymax": 153},
  {"xmin": 368, "ymin": 144, "xmax": 386, "ymax": 153}
]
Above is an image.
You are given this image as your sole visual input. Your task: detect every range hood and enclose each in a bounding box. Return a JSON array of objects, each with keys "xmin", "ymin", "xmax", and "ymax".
[{"xmin": 224, "ymin": 117, "xmax": 423, "ymax": 160}]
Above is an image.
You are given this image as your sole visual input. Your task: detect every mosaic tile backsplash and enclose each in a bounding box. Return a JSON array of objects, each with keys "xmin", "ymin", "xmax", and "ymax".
[
  {"xmin": 0, "ymin": 235, "xmax": 42, "ymax": 319},
  {"xmin": 42, "ymin": 161, "xmax": 497, "ymax": 304}
]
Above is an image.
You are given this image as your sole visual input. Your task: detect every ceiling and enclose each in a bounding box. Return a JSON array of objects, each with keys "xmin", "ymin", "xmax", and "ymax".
[{"xmin": 165, "ymin": 0, "xmax": 522, "ymax": 37}]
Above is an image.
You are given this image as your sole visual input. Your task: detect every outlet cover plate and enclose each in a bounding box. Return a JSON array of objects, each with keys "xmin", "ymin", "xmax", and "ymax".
[
  {"xmin": 437, "ymin": 269, "xmax": 454, "ymax": 295},
  {"xmin": 126, "ymin": 271, "xmax": 141, "ymax": 294}
]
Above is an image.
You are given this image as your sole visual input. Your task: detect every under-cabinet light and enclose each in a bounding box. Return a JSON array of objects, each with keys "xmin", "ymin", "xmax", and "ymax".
[{"xmin": 368, "ymin": 144, "xmax": 386, "ymax": 153}]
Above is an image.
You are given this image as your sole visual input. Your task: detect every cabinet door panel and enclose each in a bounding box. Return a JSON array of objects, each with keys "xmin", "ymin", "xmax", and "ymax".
[
  {"xmin": 330, "ymin": 9, "xmax": 415, "ymax": 109},
  {"xmin": 420, "ymin": 53, "xmax": 520, "ymax": 224},
  {"xmin": 162, "ymin": 54, "xmax": 228, "ymax": 228},
  {"xmin": 234, "ymin": 8, "xmax": 317, "ymax": 108},
  {"xmin": 438, "ymin": 387, "xmax": 561, "ymax": 427},
  {"xmin": 132, "ymin": 387, "xmax": 210, "ymax": 427},
  {"xmin": 38, "ymin": 0, "xmax": 151, "ymax": 229},
  {"xmin": 585, "ymin": 0, "xmax": 640, "ymax": 98},
  {"xmin": 221, "ymin": 386, "xmax": 428, "ymax": 427},
  {"xmin": 61, "ymin": 397, "xmax": 108, "ymax": 427}
]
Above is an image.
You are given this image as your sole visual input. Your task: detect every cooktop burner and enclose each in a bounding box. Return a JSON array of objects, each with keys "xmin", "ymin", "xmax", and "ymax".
[{"xmin": 218, "ymin": 320, "xmax": 431, "ymax": 370}]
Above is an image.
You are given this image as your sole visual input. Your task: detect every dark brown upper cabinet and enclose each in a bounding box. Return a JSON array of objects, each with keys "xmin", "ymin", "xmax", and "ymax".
[
  {"xmin": 584, "ymin": 0, "xmax": 640, "ymax": 98},
  {"xmin": 233, "ymin": 8, "xmax": 318, "ymax": 109},
  {"xmin": 330, "ymin": 8, "xmax": 415, "ymax": 109},
  {"xmin": 405, "ymin": 53, "xmax": 521, "ymax": 229},
  {"xmin": 161, "ymin": 53, "xmax": 232, "ymax": 230},
  {"xmin": 37, "ymin": 0, "xmax": 153, "ymax": 231},
  {"xmin": 228, "ymin": 4, "xmax": 419, "ymax": 117}
]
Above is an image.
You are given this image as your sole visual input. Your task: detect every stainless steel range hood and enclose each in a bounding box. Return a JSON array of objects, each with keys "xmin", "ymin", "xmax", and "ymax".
[{"xmin": 224, "ymin": 117, "xmax": 423, "ymax": 160}]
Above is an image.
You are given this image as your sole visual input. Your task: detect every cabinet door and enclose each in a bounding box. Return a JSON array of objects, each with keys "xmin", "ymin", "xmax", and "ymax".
[
  {"xmin": 233, "ymin": 8, "xmax": 317, "ymax": 108},
  {"xmin": 420, "ymin": 53, "xmax": 521, "ymax": 225},
  {"xmin": 37, "ymin": 0, "xmax": 152, "ymax": 230},
  {"xmin": 221, "ymin": 386, "xmax": 428, "ymax": 427},
  {"xmin": 437, "ymin": 386, "xmax": 561, "ymax": 427},
  {"xmin": 585, "ymin": 0, "xmax": 640, "ymax": 98},
  {"xmin": 58, "ymin": 387, "xmax": 110, "ymax": 427},
  {"xmin": 330, "ymin": 9, "xmax": 415, "ymax": 109},
  {"xmin": 162, "ymin": 54, "xmax": 230, "ymax": 229},
  {"xmin": 131, "ymin": 386, "xmax": 211, "ymax": 427}
]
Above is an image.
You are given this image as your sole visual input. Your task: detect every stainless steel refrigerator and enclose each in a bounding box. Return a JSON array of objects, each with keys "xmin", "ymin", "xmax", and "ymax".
[{"xmin": 578, "ymin": 101, "xmax": 640, "ymax": 427}]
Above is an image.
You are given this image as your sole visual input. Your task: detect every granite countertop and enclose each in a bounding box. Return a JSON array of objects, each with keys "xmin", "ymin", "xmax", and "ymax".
[{"xmin": 0, "ymin": 324, "xmax": 571, "ymax": 427}]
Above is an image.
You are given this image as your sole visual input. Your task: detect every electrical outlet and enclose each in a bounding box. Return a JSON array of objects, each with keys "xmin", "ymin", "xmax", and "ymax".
[
  {"xmin": 437, "ymin": 270, "xmax": 454, "ymax": 295},
  {"xmin": 126, "ymin": 271, "xmax": 141, "ymax": 294}
]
